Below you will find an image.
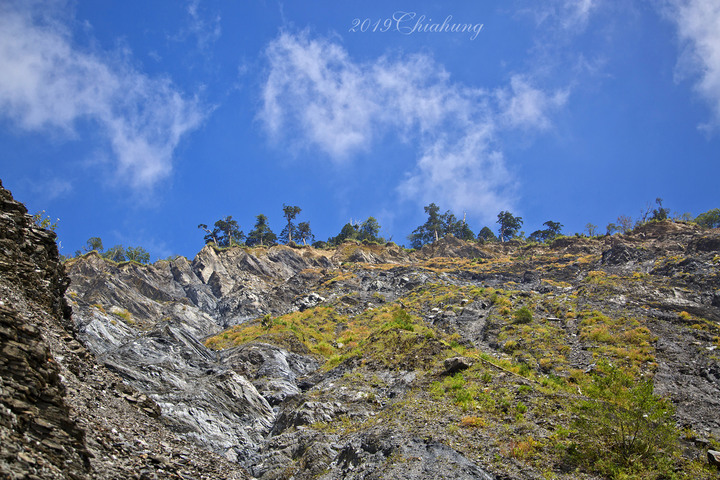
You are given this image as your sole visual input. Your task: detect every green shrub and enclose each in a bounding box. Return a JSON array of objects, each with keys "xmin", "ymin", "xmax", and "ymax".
[
  {"xmin": 572, "ymin": 363, "xmax": 677, "ymax": 476},
  {"xmin": 695, "ymin": 208, "xmax": 720, "ymax": 228},
  {"xmin": 513, "ymin": 306, "xmax": 533, "ymax": 324},
  {"xmin": 389, "ymin": 308, "xmax": 414, "ymax": 331}
]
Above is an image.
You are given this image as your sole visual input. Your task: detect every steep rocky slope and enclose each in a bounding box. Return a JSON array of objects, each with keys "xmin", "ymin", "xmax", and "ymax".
[
  {"xmin": 0, "ymin": 180, "xmax": 250, "ymax": 479},
  {"xmin": 64, "ymin": 215, "xmax": 720, "ymax": 478},
  {"xmin": 3, "ymin": 175, "xmax": 720, "ymax": 479}
]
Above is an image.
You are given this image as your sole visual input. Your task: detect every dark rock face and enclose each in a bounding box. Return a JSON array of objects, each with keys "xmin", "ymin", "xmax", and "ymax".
[
  {"xmin": 0, "ymin": 180, "xmax": 250, "ymax": 479},
  {"xmin": 0, "ymin": 180, "xmax": 90, "ymax": 479},
  {"xmin": 601, "ymin": 242, "xmax": 644, "ymax": 265}
]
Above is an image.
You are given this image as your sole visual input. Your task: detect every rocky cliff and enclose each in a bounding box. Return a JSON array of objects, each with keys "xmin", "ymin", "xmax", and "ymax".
[
  {"xmin": 0, "ymin": 180, "xmax": 250, "ymax": 479},
  {"xmin": 2, "ymin": 177, "xmax": 720, "ymax": 479}
]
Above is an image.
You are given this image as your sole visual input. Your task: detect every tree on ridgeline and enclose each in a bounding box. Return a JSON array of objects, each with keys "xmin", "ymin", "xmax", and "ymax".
[
  {"xmin": 649, "ymin": 198, "xmax": 670, "ymax": 222},
  {"xmin": 450, "ymin": 212, "xmax": 475, "ymax": 241},
  {"xmin": 358, "ymin": 217, "xmax": 384, "ymax": 243},
  {"xmin": 104, "ymin": 245, "xmax": 126, "ymax": 262},
  {"xmin": 84, "ymin": 237, "xmax": 104, "ymax": 253},
  {"xmin": 585, "ymin": 223, "xmax": 599, "ymax": 237},
  {"xmin": 528, "ymin": 220, "xmax": 563, "ymax": 243},
  {"xmin": 408, "ymin": 203, "xmax": 443, "ymax": 248},
  {"xmin": 496, "ymin": 211, "xmax": 523, "ymax": 242},
  {"xmin": 408, "ymin": 204, "xmax": 473, "ymax": 248},
  {"xmin": 296, "ymin": 222, "xmax": 314, "ymax": 245},
  {"xmin": 328, "ymin": 223, "xmax": 358, "ymax": 246},
  {"xmin": 246, "ymin": 214, "xmax": 277, "ymax": 247},
  {"xmin": 125, "ymin": 246, "xmax": 150, "ymax": 264},
  {"xmin": 199, "ymin": 216, "xmax": 244, "ymax": 247},
  {"xmin": 197, "ymin": 223, "xmax": 217, "ymax": 245},
  {"xmin": 695, "ymin": 208, "xmax": 720, "ymax": 228},
  {"xmin": 616, "ymin": 215, "xmax": 633, "ymax": 234},
  {"xmin": 477, "ymin": 226, "xmax": 498, "ymax": 243},
  {"xmin": 328, "ymin": 217, "xmax": 385, "ymax": 246},
  {"xmin": 280, "ymin": 204, "xmax": 302, "ymax": 244}
]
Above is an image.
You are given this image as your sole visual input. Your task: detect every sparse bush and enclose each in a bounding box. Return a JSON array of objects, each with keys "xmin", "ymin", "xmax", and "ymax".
[
  {"xmin": 388, "ymin": 307, "xmax": 414, "ymax": 331},
  {"xmin": 513, "ymin": 306, "xmax": 533, "ymax": 324},
  {"xmin": 510, "ymin": 437, "xmax": 538, "ymax": 460},
  {"xmin": 112, "ymin": 308, "xmax": 132, "ymax": 322},
  {"xmin": 32, "ymin": 210, "xmax": 59, "ymax": 232},
  {"xmin": 572, "ymin": 363, "xmax": 677, "ymax": 475},
  {"xmin": 460, "ymin": 416, "xmax": 487, "ymax": 428}
]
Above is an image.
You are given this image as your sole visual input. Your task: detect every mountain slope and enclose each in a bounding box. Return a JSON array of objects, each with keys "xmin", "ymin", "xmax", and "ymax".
[{"xmin": 64, "ymin": 218, "xmax": 720, "ymax": 478}]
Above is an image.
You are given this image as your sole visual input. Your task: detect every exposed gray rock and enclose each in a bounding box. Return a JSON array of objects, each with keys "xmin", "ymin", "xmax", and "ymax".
[
  {"xmin": 601, "ymin": 242, "xmax": 643, "ymax": 265},
  {"xmin": 327, "ymin": 431, "xmax": 495, "ymax": 480},
  {"xmin": 223, "ymin": 342, "xmax": 320, "ymax": 406},
  {"xmin": 97, "ymin": 322, "xmax": 275, "ymax": 461},
  {"xmin": 443, "ymin": 356, "xmax": 474, "ymax": 375}
]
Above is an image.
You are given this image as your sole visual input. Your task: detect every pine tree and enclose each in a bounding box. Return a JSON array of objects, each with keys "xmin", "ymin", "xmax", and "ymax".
[
  {"xmin": 246, "ymin": 214, "xmax": 277, "ymax": 246},
  {"xmin": 496, "ymin": 211, "xmax": 523, "ymax": 242},
  {"xmin": 296, "ymin": 222, "xmax": 314, "ymax": 245},
  {"xmin": 280, "ymin": 205, "xmax": 302, "ymax": 244}
]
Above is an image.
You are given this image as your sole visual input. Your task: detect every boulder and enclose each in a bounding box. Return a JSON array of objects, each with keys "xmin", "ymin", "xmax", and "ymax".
[{"xmin": 709, "ymin": 449, "xmax": 720, "ymax": 468}]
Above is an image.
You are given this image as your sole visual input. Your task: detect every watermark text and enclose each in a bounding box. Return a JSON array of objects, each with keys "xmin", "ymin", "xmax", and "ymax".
[{"xmin": 349, "ymin": 12, "xmax": 484, "ymax": 40}]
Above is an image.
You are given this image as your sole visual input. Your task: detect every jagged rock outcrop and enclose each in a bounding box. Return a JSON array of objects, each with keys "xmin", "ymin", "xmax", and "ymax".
[{"xmin": 65, "ymin": 242, "xmax": 343, "ymax": 462}]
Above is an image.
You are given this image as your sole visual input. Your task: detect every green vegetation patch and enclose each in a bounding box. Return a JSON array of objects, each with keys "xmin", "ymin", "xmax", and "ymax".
[
  {"xmin": 205, "ymin": 304, "xmax": 447, "ymax": 371},
  {"xmin": 578, "ymin": 311, "xmax": 656, "ymax": 372}
]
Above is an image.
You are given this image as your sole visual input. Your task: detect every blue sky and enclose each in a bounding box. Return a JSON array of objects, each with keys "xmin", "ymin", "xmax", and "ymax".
[{"xmin": 1, "ymin": 0, "xmax": 719, "ymax": 259}]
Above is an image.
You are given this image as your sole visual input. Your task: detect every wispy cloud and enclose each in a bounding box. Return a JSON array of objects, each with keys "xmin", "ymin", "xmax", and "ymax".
[
  {"xmin": 560, "ymin": 0, "xmax": 597, "ymax": 31},
  {"xmin": 260, "ymin": 31, "xmax": 566, "ymax": 221},
  {"xmin": 0, "ymin": 1, "xmax": 205, "ymax": 189},
  {"xmin": 37, "ymin": 178, "xmax": 73, "ymax": 200},
  {"xmin": 185, "ymin": 0, "xmax": 222, "ymax": 51},
  {"xmin": 666, "ymin": 0, "xmax": 720, "ymax": 129},
  {"xmin": 528, "ymin": 0, "xmax": 598, "ymax": 32},
  {"xmin": 497, "ymin": 75, "xmax": 569, "ymax": 130}
]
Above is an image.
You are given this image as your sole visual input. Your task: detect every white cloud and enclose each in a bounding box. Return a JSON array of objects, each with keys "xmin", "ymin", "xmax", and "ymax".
[
  {"xmin": 497, "ymin": 75, "xmax": 569, "ymax": 130},
  {"xmin": 261, "ymin": 32, "xmax": 379, "ymax": 159},
  {"xmin": 666, "ymin": 0, "xmax": 720, "ymax": 128},
  {"xmin": 398, "ymin": 129, "xmax": 516, "ymax": 218},
  {"xmin": 0, "ymin": 1, "xmax": 205, "ymax": 189},
  {"xmin": 260, "ymin": 31, "xmax": 565, "ymax": 221}
]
